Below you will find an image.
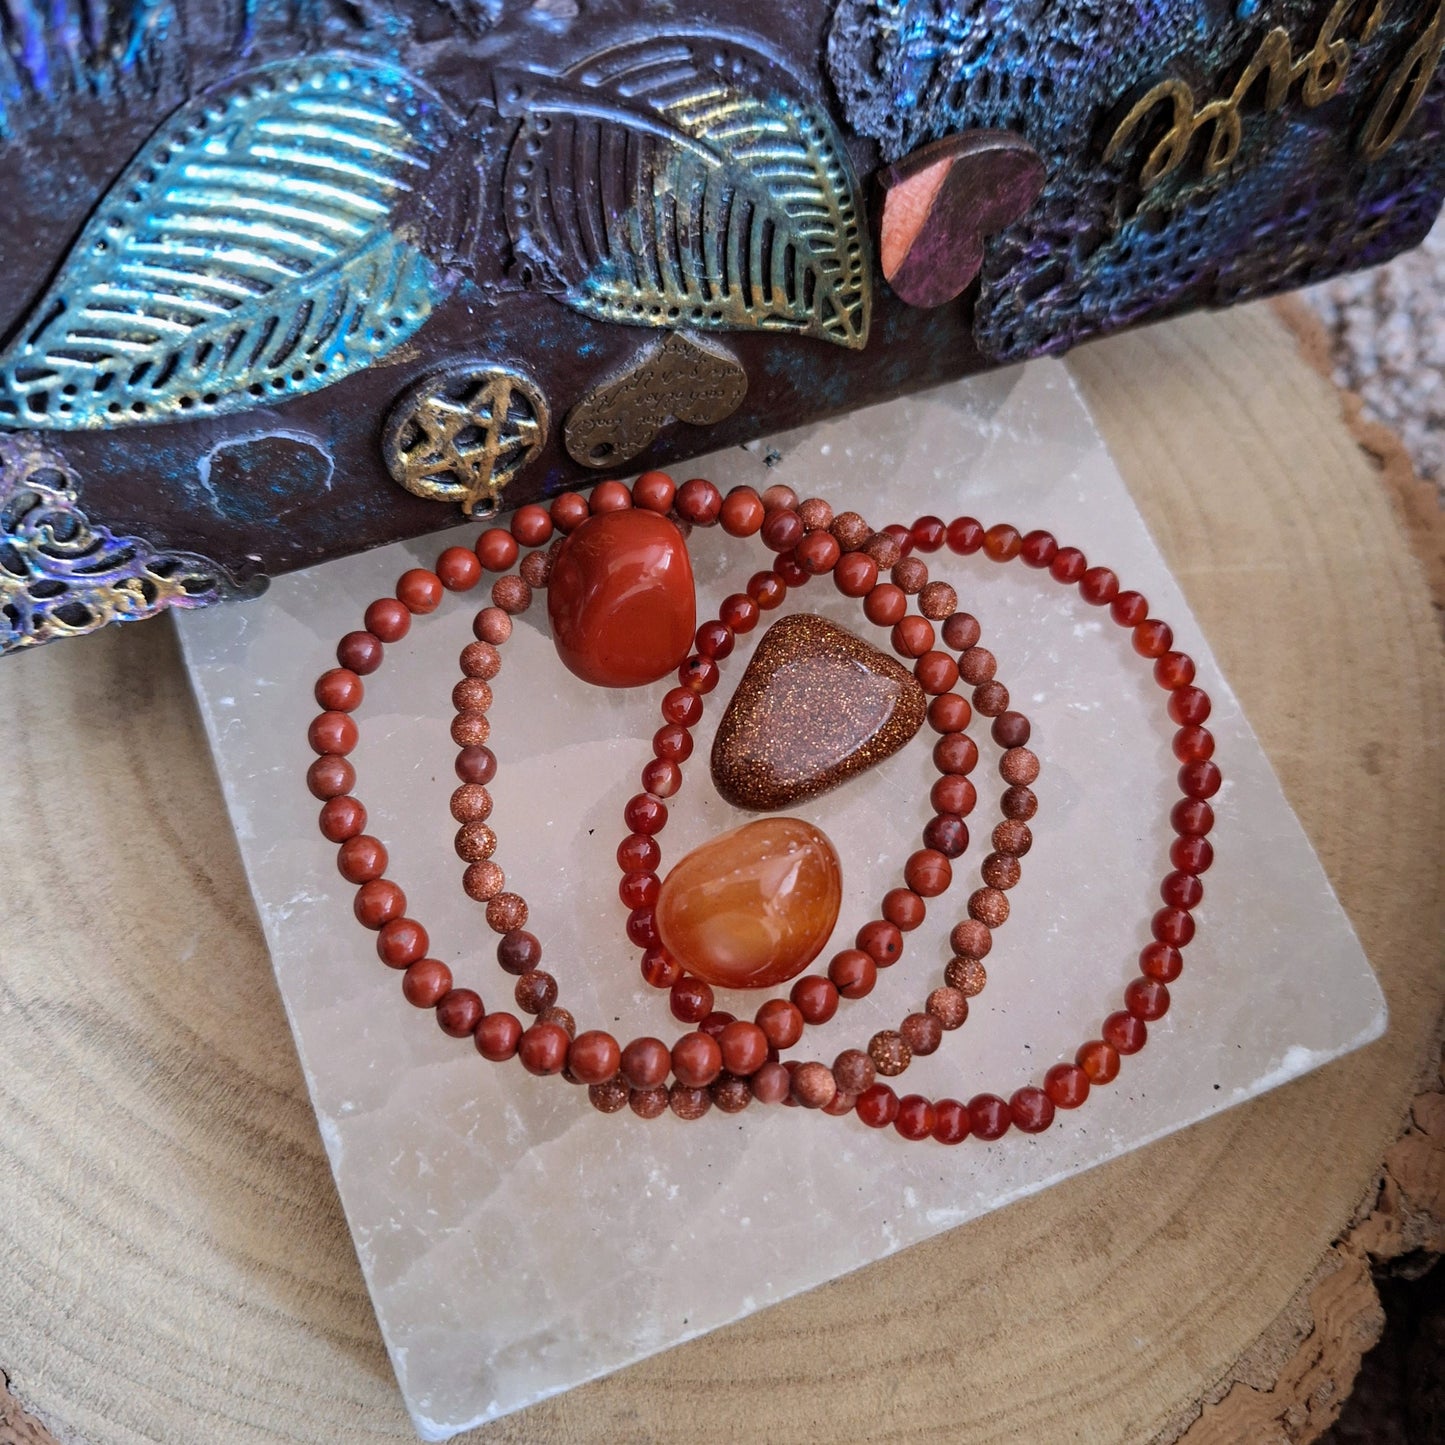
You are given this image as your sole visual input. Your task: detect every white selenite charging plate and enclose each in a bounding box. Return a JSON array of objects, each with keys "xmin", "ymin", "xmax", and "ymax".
[{"xmin": 177, "ymin": 359, "xmax": 1385, "ymax": 1440}]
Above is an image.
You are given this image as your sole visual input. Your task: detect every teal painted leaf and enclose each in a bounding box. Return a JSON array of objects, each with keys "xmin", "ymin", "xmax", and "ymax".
[
  {"xmin": 0, "ymin": 53, "xmax": 455, "ymax": 430},
  {"xmin": 497, "ymin": 37, "xmax": 872, "ymax": 351}
]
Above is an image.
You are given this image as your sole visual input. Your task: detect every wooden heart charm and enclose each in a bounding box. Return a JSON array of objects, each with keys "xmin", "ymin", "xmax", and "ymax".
[
  {"xmin": 878, "ymin": 131, "xmax": 1046, "ymax": 309},
  {"xmin": 711, "ymin": 614, "xmax": 926, "ymax": 811},
  {"xmin": 563, "ymin": 333, "xmax": 748, "ymax": 469}
]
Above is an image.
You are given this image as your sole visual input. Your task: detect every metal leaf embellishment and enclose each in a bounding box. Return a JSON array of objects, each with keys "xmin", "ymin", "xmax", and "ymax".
[
  {"xmin": 497, "ymin": 36, "xmax": 871, "ymax": 350},
  {"xmin": 0, "ymin": 54, "xmax": 456, "ymax": 430},
  {"xmin": 0, "ymin": 438, "xmax": 263, "ymax": 654}
]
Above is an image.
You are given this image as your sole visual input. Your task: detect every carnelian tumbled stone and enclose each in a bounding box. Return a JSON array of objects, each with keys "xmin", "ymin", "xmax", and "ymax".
[
  {"xmin": 546, "ymin": 509, "xmax": 696, "ymax": 687},
  {"xmin": 655, "ymin": 817, "xmax": 842, "ymax": 989}
]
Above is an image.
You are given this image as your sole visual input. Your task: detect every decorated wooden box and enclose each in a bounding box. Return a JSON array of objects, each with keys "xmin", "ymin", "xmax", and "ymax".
[{"xmin": 1, "ymin": 0, "xmax": 1442, "ymax": 652}]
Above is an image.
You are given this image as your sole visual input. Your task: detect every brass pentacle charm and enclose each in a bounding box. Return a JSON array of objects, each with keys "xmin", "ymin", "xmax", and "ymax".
[
  {"xmin": 563, "ymin": 335, "xmax": 748, "ymax": 469},
  {"xmin": 382, "ymin": 362, "xmax": 549, "ymax": 518}
]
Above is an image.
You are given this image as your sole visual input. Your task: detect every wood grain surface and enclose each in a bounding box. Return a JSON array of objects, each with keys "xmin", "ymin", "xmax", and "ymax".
[{"xmin": 2, "ymin": 303, "xmax": 1442, "ymax": 1445}]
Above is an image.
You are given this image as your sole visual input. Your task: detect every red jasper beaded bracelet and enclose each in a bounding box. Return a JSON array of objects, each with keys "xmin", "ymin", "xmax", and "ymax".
[{"xmin": 306, "ymin": 480, "xmax": 1216, "ymax": 1143}]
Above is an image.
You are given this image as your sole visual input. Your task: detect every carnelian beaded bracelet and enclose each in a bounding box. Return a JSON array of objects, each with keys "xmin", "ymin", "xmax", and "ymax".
[{"xmin": 307, "ymin": 479, "xmax": 1216, "ymax": 1143}]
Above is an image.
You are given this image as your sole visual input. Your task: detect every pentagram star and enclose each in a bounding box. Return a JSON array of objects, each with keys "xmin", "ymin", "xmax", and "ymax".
[{"xmin": 389, "ymin": 370, "xmax": 547, "ymax": 514}]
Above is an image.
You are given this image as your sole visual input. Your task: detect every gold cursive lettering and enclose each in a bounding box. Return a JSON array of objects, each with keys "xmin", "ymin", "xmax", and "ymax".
[
  {"xmin": 1360, "ymin": 0, "xmax": 1445, "ymax": 157},
  {"xmin": 1104, "ymin": 0, "xmax": 1441, "ymax": 193}
]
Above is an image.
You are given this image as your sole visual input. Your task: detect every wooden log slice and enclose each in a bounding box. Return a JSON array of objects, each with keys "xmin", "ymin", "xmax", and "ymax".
[{"xmin": 2, "ymin": 302, "xmax": 1442, "ymax": 1444}]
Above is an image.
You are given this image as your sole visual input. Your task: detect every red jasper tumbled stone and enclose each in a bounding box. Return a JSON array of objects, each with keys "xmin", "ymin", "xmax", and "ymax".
[{"xmin": 546, "ymin": 509, "xmax": 696, "ymax": 688}]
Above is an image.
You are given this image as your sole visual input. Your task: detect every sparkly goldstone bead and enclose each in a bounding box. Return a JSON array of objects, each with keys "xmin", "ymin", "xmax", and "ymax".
[
  {"xmin": 711, "ymin": 614, "xmax": 925, "ymax": 810},
  {"xmin": 868, "ymin": 1029, "xmax": 912, "ymax": 1077}
]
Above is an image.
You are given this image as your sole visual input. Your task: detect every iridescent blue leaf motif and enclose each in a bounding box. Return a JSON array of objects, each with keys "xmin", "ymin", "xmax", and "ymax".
[{"xmin": 0, "ymin": 53, "xmax": 455, "ymax": 429}]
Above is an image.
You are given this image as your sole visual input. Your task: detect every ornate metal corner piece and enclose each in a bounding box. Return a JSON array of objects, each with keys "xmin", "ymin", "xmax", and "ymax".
[
  {"xmin": 497, "ymin": 34, "xmax": 872, "ymax": 351},
  {"xmin": 0, "ymin": 440, "xmax": 264, "ymax": 655},
  {"xmin": 382, "ymin": 361, "xmax": 549, "ymax": 517},
  {"xmin": 564, "ymin": 334, "xmax": 748, "ymax": 468},
  {"xmin": 0, "ymin": 54, "xmax": 455, "ymax": 431}
]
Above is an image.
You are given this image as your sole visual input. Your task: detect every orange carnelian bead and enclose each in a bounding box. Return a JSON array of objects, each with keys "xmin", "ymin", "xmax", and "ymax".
[
  {"xmin": 910, "ymin": 515, "xmax": 946, "ymax": 551},
  {"xmin": 1103, "ymin": 1010, "xmax": 1147, "ymax": 1054},
  {"xmin": 747, "ymin": 571, "xmax": 787, "ymax": 609},
  {"xmin": 1049, "ymin": 546, "xmax": 1087, "ymax": 583},
  {"xmin": 1019, "ymin": 530, "xmax": 1057, "ymax": 568},
  {"xmin": 945, "ymin": 516, "xmax": 984, "ymax": 553},
  {"xmin": 932, "ymin": 1098, "xmax": 970, "ymax": 1143},
  {"xmin": 1076, "ymin": 1039, "xmax": 1121, "ymax": 1084},
  {"xmin": 1009, "ymin": 1086, "xmax": 1055, "ymax": 1132},
  {"xmin": 982, "ymin": 522, "xmax": 1021, "ymax": 561},
  {"xmin": 719, "ymin": 593, "xmax": 760, "ymax": 632},
  {"xmin": 1171, "ymin": 835, "xmax": 1214, "ymax": 874},
  {"xmin": 1126, "ymin": 977, "xmax": 1171, "ymax": 1021},
  {"xmin": 855, "ymin": 1083, "xmax": 900, "ymax": 1127},
  {"xmin": 1154, "ymin": 651, "xmax": 1196, "ymax": 689},
  {"xmin": 894, "ymin": 1095, "xmax": 936, "ymax": 1140},
  {"xmin": 1044, "ymin": 1062, "xmax": 1090, "ymax": 1108},
  {"xmin": 1169, "ymin": 686, "xmax": 1212, "ymax": 725},
  {"xmin": 1152, "ymin": 907, "xmax": 1195, "ymax": 947},
  {"xmin": 1079, "ymin": 566, "xmax": 1119, "ymax": 605},
  {"xmin": 1132, "ymin": 618, "xmax": 1173, "ymax": 657},
  {"xmin": 1140, "ymin": 941, "xmax": 1184, "ymax": 981},
  {"xmin": 968, "ymin": 1093, "xmax": 1011, "ymax": 1139},
  {"xmin": 656, "ymin": 818, "xmax": 841, "ymax": 989},
  {"xmin": 1110, "ymin": 589, "xmax": 1148, "ymax": 626}
]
